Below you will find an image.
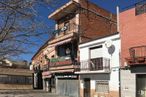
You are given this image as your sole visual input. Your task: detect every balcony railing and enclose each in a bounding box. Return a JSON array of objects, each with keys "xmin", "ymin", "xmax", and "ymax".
[
  {"xmin": 52, "ymin": 24, "xmax": 79, "ymax": 37},
  {"xmin": 49, "ymin": 57, "xmax": 79, "ymax": 67},
  {"xmin": 77, "ymin": 57, "xmax": 110, "ymax": 72},
  {"xmin": 126, "ymin": 45, "xmax": 146, "ymax": 65}
]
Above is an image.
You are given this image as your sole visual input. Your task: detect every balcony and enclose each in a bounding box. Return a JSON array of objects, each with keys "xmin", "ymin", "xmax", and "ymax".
[
  {"xmin": 135, "ymin": 1, "xmax": 146, "ymax": 15},
  {"xmin": 49, "ymin": 57, "xmax": 80, "ymax": 73},
  {"xmin": 49, "ymin": 24, "xmax": 78, "ymax": 45},
  {"xmin": 75, "ymin": 57, "xmax": 110, "ymax": 74},
  {"xmin": 50, "ymin": 57, "xmax": 73, "ymax": 67},
  {"xmin": 126, "ymin": 45, "xmax": 146, "ymax": 66}
]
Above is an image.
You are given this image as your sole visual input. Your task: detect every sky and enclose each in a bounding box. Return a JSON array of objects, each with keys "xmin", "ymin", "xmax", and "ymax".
[{"xmin": 19, "ymin": 0, "xmax": 144, "ymax": 62}]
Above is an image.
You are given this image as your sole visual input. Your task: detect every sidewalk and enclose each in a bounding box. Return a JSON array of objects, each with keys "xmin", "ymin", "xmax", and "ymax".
[{"xmin": 0, "ymin": 90, "xmax": 69, "ymax": 97}]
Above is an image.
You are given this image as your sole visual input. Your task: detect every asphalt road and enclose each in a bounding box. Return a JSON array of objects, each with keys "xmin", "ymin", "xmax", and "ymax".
[{"xmin": 0, "ymin": 90, "xmax": 69, "ymax": 97}]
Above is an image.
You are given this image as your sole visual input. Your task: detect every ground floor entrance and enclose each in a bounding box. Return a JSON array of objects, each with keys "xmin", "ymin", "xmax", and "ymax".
[
  {"xmin": 84, "ymin": 78, "xmax": 90, "ymax": 97},
  {"xmin": 137, "ymin": 75, "xmax": 146, "ymax": 97},
  {"xmin": 121, "ymin": 68, "xmax": 146, "ymax": 97},
  {"xmin": 33, "ymin": 71, "xmax": 43, "ymax": 89},
  {"xmin": 56, "ymin": 73, "xmax": 79, "ymax": 97}
]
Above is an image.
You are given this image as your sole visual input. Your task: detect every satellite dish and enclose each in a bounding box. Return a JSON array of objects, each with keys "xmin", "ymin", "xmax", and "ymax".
[
  {"xmin": 105, "ymin": 40, "xmax": 113, "ymax": 48},
  {"xmin": 108, "ymin": 45, "xmax": 115, "ymax": 55},
  {"xmin": 105, "ymin": 40, "xmax": 115, "ymax": 55}
]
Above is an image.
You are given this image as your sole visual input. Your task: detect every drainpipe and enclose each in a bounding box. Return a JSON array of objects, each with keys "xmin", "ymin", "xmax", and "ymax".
[
  {"xmin": 117, "ymin": 6, "xmax": 120, "ymax": 33},
  {"xmin": 116, "ymin": 6, "xmax": 121, "ymax": 97}
]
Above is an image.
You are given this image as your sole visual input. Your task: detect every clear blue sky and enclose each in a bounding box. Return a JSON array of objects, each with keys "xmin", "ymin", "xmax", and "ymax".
[{"xmin": 19, "ymin": 0, "xmax": 143, "ymax": 62}]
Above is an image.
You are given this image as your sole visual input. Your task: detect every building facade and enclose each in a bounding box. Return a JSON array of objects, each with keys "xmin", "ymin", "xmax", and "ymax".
[
  {"xmin": 0, "ymin": 59, "xmax": 32, "ymax": 89},
  {"xmin": 31, "ymin": 0, "xmax": 117, "ymax": 96},
  {"xmin": 31, "ymin": 41, "xmax": 54, "ymax": 90},
  {"xmin": 76, "ymin": 33, "xmax": 120, "ymax": 97},
  {"xmin": 120, "ymin": 1, "xmax": 146, "ymax": 97}
]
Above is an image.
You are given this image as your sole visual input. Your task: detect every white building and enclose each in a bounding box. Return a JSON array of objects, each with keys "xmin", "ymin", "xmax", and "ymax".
[{"xmin": 75, "ymin": 33, "xmax": 120, "ymax": 97}]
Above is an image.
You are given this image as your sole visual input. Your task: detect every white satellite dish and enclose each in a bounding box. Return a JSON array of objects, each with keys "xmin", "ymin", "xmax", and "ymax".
[{"xmin": 105, "ymin": 40, "xmax": 113, "ymax": 48}]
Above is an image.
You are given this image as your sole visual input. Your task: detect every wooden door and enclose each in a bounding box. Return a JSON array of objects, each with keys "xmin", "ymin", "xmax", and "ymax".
[{"xmin": 84, "ymin": 79, "xmax": 90, "ymax": 97}]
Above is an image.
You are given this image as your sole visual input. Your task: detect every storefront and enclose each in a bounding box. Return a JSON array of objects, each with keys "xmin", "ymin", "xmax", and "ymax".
[
  {"xmin": 42, "ymin": 71, "xmax": 56, "ymax": 92},
  {"xmin": 55, "ymin": 73, "xmax": 79, "ymax": 97}
]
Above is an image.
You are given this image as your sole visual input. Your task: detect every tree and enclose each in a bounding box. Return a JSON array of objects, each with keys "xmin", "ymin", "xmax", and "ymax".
[{"xmin": 0, "ymin": 0, "xmax": 61, "ymax": 59}]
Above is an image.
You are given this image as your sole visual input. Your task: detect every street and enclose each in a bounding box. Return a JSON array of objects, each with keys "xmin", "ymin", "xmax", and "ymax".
[{"xmin": 0, "ymin": 90, "xmax": 69, "ymax": 97}]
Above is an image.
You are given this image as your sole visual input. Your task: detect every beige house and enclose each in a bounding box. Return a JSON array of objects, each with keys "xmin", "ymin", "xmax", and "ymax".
[
  {"xmin": 32, "ymin": 0, "xmax": 117, "ymax": 97},
  {"xmin": 0, "ymin": 59, "xmax": 32, "ymax": 89}
]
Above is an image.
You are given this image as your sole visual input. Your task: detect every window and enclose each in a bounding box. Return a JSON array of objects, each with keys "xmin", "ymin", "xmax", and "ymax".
[
  {"xmin": 90, "ymin": 45, "xmax": 102, "ymax": 59},
  {"xmin": 96, "ymin": 81, "xmax": 109, "ymax": 93},
  {"xmin": 135, "ymin": 1, "xmax": 146, "ymax": 15},
  {"xmin": 64, "ymin": 21, "xmax": 70, "ymax": 33},
  {"xmin": 57, "ymin": 43, "xmax": 72, "ymax": 57},
  {"xmin": 0, "ymin": 75, "xmax": 32, "ymax": 84}
]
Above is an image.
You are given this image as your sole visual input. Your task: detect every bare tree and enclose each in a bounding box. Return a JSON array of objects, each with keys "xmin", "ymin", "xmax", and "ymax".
[{"xmin": 0, "ymin": 0, "xmax": 61, "ymax": 59}]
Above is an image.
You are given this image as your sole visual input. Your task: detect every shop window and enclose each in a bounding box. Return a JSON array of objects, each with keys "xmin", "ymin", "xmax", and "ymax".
[
  {"xmin": 0, "ymin": 75, "xmax": 32, "ymax": 84},
  {"xmin": 96, "ymin": 81, "xmax": 109, "ymax": 93}
]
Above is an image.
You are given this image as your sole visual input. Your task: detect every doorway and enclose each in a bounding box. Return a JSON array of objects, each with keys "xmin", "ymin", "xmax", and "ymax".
[
  {"xmin": 137, "ymin": 75, "xmax": 146, "ymax": 97},
  {"xmin": 84, "ymin": 78, "xmax": 90, "ymax": 97}
]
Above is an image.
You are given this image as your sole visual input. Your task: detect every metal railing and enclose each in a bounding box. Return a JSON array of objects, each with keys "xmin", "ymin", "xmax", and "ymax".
[
  {"xmin": 52, "ymin": 24, "xmax": 79, "ymax": 36},
  {"xmin": 126, "ymin": 45, "xmax": 146, "ymax": 65},
  {"xmin": 135, "ymin": 1, "xmax": 146, "ymax": 15},
  {"xmin": 78, "ymin": 57, "xmax": 110, "ymax": 72}
]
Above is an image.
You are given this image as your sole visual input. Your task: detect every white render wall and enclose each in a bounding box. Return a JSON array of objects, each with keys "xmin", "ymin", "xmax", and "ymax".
[{"xmin": 79, "ymin": 34, "xmax": 121, "ymax": 92}]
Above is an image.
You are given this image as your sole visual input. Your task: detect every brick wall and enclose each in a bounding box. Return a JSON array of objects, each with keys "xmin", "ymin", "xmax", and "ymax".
[
  {"xmin": 79, "ymin": 0, "xmax": 117, "ymax": 43},
  {"xmin": 120, "ymin": 8, "xmax": 146, "ymax": 66}
]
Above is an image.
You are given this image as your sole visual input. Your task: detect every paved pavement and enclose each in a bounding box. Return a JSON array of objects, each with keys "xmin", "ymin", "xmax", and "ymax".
[{"xmin": 0, "ymin": 90, "xmax": 69, "ymax": 97}]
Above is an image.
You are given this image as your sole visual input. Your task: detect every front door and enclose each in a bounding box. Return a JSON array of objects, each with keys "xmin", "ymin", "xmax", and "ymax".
[
  {"xmin": 137, "ymin": 75, "xmax": 146, "ymax": 97},
  {"xmin": 84, "ymin": 79, "xmax": 90, "ymax": 97}
]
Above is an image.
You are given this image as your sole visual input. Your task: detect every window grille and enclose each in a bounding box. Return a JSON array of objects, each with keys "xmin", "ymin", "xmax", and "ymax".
[
  {"xmin": 96, "ymin": 81, "xmax": 109, "ymax": 93},
  {"xmin": 135, "ymin": 1, "xmax": 146, "ymax": 15}
]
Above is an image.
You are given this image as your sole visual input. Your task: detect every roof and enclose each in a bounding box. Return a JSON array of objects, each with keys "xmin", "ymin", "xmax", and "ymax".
[
  {"xmin": 0, "ymin": 67, "xmax": 33, "ymax": 76},
  {"xmin": 80, "ymin": 32, "xmax": 120, "ymax": 45},
  {"xmin": 48, "ymin": 0, "xmax": 80, "ymax": 20},
  {"xmin": 0, "ymin": 59, "xmax": 29, "ymax": 69}
]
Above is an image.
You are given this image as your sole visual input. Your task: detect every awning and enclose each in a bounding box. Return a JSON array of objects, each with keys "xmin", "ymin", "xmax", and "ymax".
[
  {"xmin": 42, "ymin": 71, "xmax": 52, "ymax": 79},
  {"xmin": 42, "ymin": 71, "xmax": 51, "ymax": 76},
  {"xmin": 42, "ymin": 75, "xmax": 52, "ymax": 79},
  {"xmin": 49, "ymin": 38, "xmax": 72, "ymax": 48}
]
